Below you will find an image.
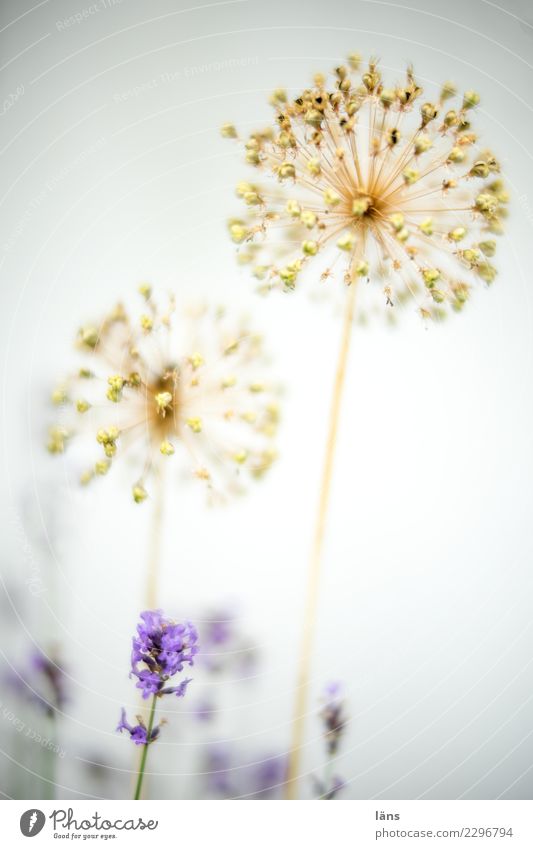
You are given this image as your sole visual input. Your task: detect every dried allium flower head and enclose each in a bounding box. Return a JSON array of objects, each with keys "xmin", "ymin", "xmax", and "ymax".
[
  {"xmin": 223, "ymin": 56, "xmax": 508, "ymax": 320},
  {"xmin": 48, "ymin": 288, "xmax": 279, "ymax": 502}
]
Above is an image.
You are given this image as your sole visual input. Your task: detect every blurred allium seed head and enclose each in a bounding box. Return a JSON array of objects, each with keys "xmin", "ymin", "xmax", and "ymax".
[
  {"xmin": 223, "ymin": 56, "xmax": 508, "ymax": 320},
  {"xmin": 48, "ymin": 288, "xmax": 280, "ymax": 502}
]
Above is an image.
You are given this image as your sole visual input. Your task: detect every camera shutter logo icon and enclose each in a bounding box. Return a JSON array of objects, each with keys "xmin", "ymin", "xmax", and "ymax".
[{"xmin": 20, "ymin": 810, "xmax": 46, "ymax": 837}]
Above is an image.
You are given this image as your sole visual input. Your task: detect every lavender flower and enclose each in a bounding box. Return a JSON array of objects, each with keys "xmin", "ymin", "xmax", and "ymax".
[
  {"xmin": 321, "ymin": 682, "xmax": 347, "ymax": 756},
  {"xmin": 130, "ymin": 609, "xmax": 198, "ymax": 699},
  {"xmin": 7, "ymin": 649, "xmax": 67, "ymax": 717},
  {"xmin": 199, "ymin": 608, "xmax": 257, "ymax": 678},
  {"xmin": 312, "ymin": 774, "xmax": 346, "ymax": 800},
  {"xmin": 117, "ymin": 609, "xmax": 199, "ymax": 800},
  {"xmin": 204, "ymin": 745, "xmax": 286, "ymax": 799},
  {"xmin": 116, "ymin": 708, "xmax": 161, "ymax": 746}
]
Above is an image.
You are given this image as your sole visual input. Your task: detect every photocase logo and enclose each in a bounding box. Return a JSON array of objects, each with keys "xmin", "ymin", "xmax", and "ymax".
[{"xmin": 20, "ymin": 809, "xmax": 46, "ymax": 837}]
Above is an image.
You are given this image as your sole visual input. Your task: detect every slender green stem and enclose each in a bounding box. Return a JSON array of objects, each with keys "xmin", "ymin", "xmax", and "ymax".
[{"xmin": 133, "ymin": 696, "xmax": 157, "ymax": 800}]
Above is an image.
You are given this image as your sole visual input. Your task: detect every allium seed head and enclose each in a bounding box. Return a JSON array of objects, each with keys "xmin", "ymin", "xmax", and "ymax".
[
  {"xmin": 223, "ymin": 56, "xmax": 508, "ymax": 321},
  {"xmin": 48, "ymin": 290, "xmax": 280, "ymax": 502}
]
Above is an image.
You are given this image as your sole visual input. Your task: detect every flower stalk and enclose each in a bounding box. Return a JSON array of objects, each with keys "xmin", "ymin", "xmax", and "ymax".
[
  {"xmin": 133, "ymin": 695, "xmax": 157, "ymax": 801},
  {"xmin": 286, "ymin": 281, "xmax": 357, "ymax": 799}
]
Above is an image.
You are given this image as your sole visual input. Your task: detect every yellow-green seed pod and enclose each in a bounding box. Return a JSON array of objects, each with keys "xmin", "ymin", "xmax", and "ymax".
[
  {"xmin": 414, "ymin": 134, "xmax": 432, "ymax": 155},
  {"xmin": 286, "ymin": 199, "xmax": 301, "ymax": 217},
  {"xmin": 352, "ymin": 196, "xmax": 370, "ymax": 217},
  {"xmin": 132, "ymin": 484, "xmax": 148, "ymax": 503},
  {"xmin": 220, "ymin": 123, "xmax": 237, "ymax": 138},
  {"xmin": 347, "ymin": 52, "xmax": 361, "ymax": 70},
  {"xmin": 324, "ymin": 187, "xmax": 341, "ymax": 207},
  {"xmin": 463, "ymin": 90, "xmax": 480, "ymax": 109},
  {"xmin": 396, "ymin": 227, "xmax": 409, "ymax": 242},
  {"xmin": 47, "ymin": 426, "xmax": 69, "ymax": 454},
  {"xmin": 337, "ymin": 232, "xmax": 355, "ymax": 251},
  {"xmin": 300, "ymin": 210, "xmax": 317, "ymax": 229},
  {"xmin": 449, "ymin": 227, "xmax": 467, "ymax": 242},
  {"xmin": 422, "ymin": 268, "xmax": 440, "ymax": 287},
  {"xmin": 189, "ymin": 353, "xmax": 204, "ymax": 370},
  {"xmin": 420, "ymin": 102, "xmax": 438, "ymax": 126},
  {"xmin": 79, "ymin": 326, "xmax": 99, "ymax": 349},
  {"xmin": 235, "ymin": 181, "xmax": 253, "ymax": 197},
  {"xmin": 160, "ymin": 440, "xmax": 175, "ymax": 456},
  {"xmin": 479, "ymin": 239, "xmax": 496, "ymax": 257},
  {"xmin": 469, "ymin": 161, "xmax": 490, "ymax": 178},
  {"xmin": 461, "ymin": 248, "xmax": 481, "ymax": 266},
  {"xmin": 270, "ymin": 88, "xmax": 287, "ymax": 104},
  {"xmin": 306, "ymin": 157, "xmax": 322, "ymax": 177},
  {"xmin": 51, "ymin": 386, "xmax": 68, "ymax": 405},
  {"xmin": 447, "ymin": 146, "xmax": 466, "ymax": 163},
  {"xmin": 380, "ymin": 88, "xmax": 396, "ymax": 108},
  {"xmin": 389, "ymin": 213, "xmax": 404, "ymax": 231},
  {"xmin": 278, "ymin": 162, "xmax": 296, "ymax": 180},
  {"xmin": 279, "ymin": 266, "xmax": 297, "ymax": 287},
  {"xmin": 186, "ymin": 417, "xmax": 203, "ymax": 433},
  {"xmin": 245, "ymin": 150, "xmax": 260, "ymax": 166},
  {"xmin": 302, "ymin": 240, "xmax": 318, "ymax": 256},
  {"xmin": 140, "ymin": 314, "xmax": 153, "ymax": 332},
  {"xmin": 475, "ymin": 193, "xmax": 498, "ymax": 217},
  {"xmin": 243, "ymin": 190, "xmax": 262, "ymax": 206},
  {"xmin": 403, "ymin": 168, "xmax": 419, "ymax": 185},
  {"xmin": 76, "ymin": 399, "xmax": 90, "ymax": 413},
  {"xmin": 477, "ymin": 262, "xmax": 497, "ymax": 283},
  {"xmin": 440, "ymin": 81, "xmax": 457, "ymax": 101},
  {"xmin": 305, "ymin": 108, "xmax": 323, "ymax": 128},
  {"xmin": 419, "ymin": 218, "xmax": 434, "ymax": 236}
]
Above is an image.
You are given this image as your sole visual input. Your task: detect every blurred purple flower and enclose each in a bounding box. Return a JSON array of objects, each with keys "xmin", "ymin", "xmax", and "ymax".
[
  {"xmin": 6, "ymin": 649, "xmax": 67, "ymax": 717},
  {"xmin": 312, "ymin": 774, "xmax": 346, "ymax": 800},
  {"xmin": 321, "ymin": 682, "xmax": 347, "ymax": 756},
  {"xmin": 251, "ymin": 754, "xmax": 287, "ymax": 799},
  {"xmin": 199, "ymin": 608, "xmax": 257, "ymax": 679},
  {"xmin": 205, "ymin": 745, "xmax": 236, "ymax": 797},
  {"xmin": 194, "ymin": 698, "xmax": 217, "ymax": 723},
  {"xmin": 204, "ymin": 745, "xmax": 286, "ymax": 799}
]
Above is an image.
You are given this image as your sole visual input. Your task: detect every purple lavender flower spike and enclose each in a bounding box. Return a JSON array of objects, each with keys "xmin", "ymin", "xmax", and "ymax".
[
  {"xmin": 116, "ymin": 708, "xmax": 160, "ymax": 746},
  {"xmin": 6, "ymin": 649, "xmax": 67, "ymax": 717},
  {"xmin": 130, "ymin": 610, "xmax": 198, "ymax": 699},
  {"xmin": 118, "ymin": 609, "xmax": 198, "ymax": 758},
  {"xmin": 321, "ymin": 681, "xmax": 347, "ymax": 756},
  {"xmin": 120, "ymin": 610, "xmax": 198, "ymax": 799}
]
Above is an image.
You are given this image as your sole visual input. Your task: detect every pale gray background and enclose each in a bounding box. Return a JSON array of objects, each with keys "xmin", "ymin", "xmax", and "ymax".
[{"xmin": 0, "ymin": 0, "xmax": 532, "ymax": 799}]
